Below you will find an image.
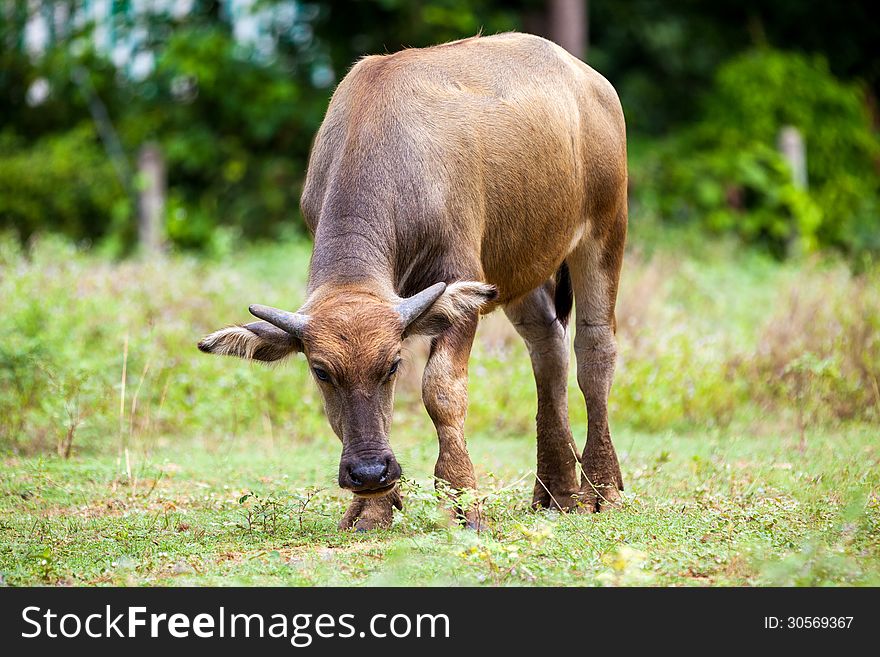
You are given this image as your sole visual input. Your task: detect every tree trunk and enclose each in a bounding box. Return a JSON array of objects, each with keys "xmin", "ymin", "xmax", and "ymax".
[{"xmin": 548, "ymin": 0, "xmax": 588, "ymax": 60}]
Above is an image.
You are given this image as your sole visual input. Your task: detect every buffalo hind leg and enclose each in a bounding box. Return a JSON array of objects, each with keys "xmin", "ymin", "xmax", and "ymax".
[
  {"xmin": 422, "ymin": 314, "xmax": 482, "ymax": 528},
  {"xmin": 568, "ymin": 211, "xmax": 626, "ymax": 512},
  {"xmin": 339, "ymin": 488, "xmax": 403, "ymax": 531},
  {"xmin": 504, "ymin": 283, "xmax": 580, "ymax": 509}
]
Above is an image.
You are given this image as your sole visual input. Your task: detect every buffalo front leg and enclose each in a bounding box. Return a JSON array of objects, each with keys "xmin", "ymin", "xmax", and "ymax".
[
  {"xmin": 339, "ymin": 488, "xmax": 403, "ymax": 531},
  {"xmin": 422, "ymin": 315, "xmax": 481, "ymax": 528},
  {"xmin": 504, "ymin": 283, "xmax": 580, "ymax": 510}
]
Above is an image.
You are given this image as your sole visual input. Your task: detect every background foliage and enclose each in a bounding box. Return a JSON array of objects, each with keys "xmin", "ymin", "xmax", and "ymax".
[
  {"xmin": 1, "ymin": 0, "xmax": 877, "ymax": 255},
  {"xmin": 634, "ymin": 49, "xmax": 880, "ymax": 258}
]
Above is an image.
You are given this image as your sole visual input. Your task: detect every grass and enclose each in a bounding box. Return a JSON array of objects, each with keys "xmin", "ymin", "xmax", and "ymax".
[
  {"xmin": 1, "ymin": 229, "xmax": 878, "ymax": 586},
  {"xmin": 2, "ymin": 426, "xmax": 877, "ymax": 586}
]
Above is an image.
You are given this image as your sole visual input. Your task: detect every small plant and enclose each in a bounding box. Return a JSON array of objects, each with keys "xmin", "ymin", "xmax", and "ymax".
[
  {"xmin": 237, "ymin": 491, "xmax": 288, "ymax": 535},
  {"xmin": 29, "ymin": 546, "xmax": 56, "ymax": 582},
  {"xmin": 783, "ymin": 353, "xmax": 840, "ymax": 451},
  {"xmin": 237, "ymin": 489, "xmax": 324, "ymax": 536},
  {"xmin": 291, "ymin": 487, "xmax": 323, "ymax": 533}
]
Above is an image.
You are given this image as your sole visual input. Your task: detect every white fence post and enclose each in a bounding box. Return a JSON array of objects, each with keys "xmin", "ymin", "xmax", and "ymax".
[
  {"xmin": 137, "ymin": 143, "xmax": 165, "ymax": 254},
  {"xmin": 777, "ymin": 125, "xmax": 808, "ymax": 190}
]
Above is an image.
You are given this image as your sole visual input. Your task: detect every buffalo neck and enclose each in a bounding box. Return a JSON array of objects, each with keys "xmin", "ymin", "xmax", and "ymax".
[{"xmin": 306, "ymin": 206, "xmax": 397, "ymax": 297}]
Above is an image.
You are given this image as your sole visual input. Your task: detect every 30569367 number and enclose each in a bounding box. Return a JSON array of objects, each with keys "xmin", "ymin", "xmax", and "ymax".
[{"xmin": 764, "ymin": 616, "xmax": 854, "ymax": 629}]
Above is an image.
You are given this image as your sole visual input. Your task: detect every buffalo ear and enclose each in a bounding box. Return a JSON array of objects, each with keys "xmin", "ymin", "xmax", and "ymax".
[
  {"xmin": 403, "ymin": 281, "xmax": 498, "ymax": 338},
  {"xmin": 198, "ymin": 321, "xmax": 302, "ymax": 362}
]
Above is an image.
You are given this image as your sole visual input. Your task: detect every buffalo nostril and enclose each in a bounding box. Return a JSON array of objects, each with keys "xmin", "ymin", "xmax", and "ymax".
[
  {"xmin": 347, "ymin": 465, "xmax": 364, "ymax": 487},
  {"xmin": 348, "ymin": 458, "xmax": 392, "ymax": 489}
]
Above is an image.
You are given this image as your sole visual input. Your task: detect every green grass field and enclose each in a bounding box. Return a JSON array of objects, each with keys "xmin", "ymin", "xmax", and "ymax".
[{"xmin": 1, "ymin": 232, "xmax": 878, "ymax": 586}]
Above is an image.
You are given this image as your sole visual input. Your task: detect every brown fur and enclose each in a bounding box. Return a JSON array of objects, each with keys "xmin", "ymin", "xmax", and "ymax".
[
  {"xmin": 200, "ymin": 32, "xmax": 628, "ymax": 527},
  {"xmin": 300, "ymin": 32, "xmax": 627, "ymax": 303},
  {"xmin": 303, "ymin": 285, "xmax": 404, "ymax": 385},
  {"xmin": 422, "ymin": 314, "xmax": 481, "ymax": 527}
]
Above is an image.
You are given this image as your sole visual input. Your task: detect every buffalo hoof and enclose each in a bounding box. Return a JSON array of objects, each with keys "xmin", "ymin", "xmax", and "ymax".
[
  {"xmin": 575, "ymin": 481, "xmax": 623, "ymax": 513},
  {"xmin": 338, "ymin": 487, "xmax": 402, "ymax": 531},
  {"xmin": 463, "ymin": 512, "xmax": 487, "ymax": 533},
  {"xmin": 443, "ymin": 504, "xmax": 486, "ymax": 532},
  {"xmin": 531, "ymin": 477, "xmax": 581, "ymax": 511}
]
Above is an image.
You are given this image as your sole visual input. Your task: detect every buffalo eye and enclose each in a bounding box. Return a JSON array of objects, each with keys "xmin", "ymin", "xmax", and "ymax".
[
  {"xmin": 312, "ymin": 366, "xmax": 330, "ymax": 382},
  {"xmin": 388, "ymin": 359, "xmax": 400, "ymax": 377}
]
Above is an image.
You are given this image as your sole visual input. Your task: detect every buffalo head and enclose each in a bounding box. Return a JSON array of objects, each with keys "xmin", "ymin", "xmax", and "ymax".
[{"xmin": 198, "ymin": 281, "xmax": 497, "ymax": 495}]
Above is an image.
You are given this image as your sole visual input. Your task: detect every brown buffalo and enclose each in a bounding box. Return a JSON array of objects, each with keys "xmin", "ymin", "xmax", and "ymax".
[{"xmin": 198, "ymin": 32, "xmax": 627, "ymax": 530}]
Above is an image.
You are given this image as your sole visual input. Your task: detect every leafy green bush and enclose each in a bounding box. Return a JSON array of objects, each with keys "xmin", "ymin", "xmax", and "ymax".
[
  {"xmin": 634, "ymin": 49, "xmax": 880, "ymax": 257},
  {"xmin": 0, "ymin": 127, "xmax": 130, "ymax": 245},
  {"xmin": 127, "ymin": 25, "xmax": 323, "ymax": 248},
  {"xmin": 640, "ymin": 138, "xmax": 822, "ymax": 258},
  {"xmin": 0, "ymin": 13, "xmax": 322, "ymax": 252}
]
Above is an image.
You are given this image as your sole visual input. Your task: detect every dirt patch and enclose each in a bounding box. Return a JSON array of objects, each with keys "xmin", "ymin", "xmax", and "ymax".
[{"xmin": 212, "ymin": 539, "xmax": 389, "ymax": 567}]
